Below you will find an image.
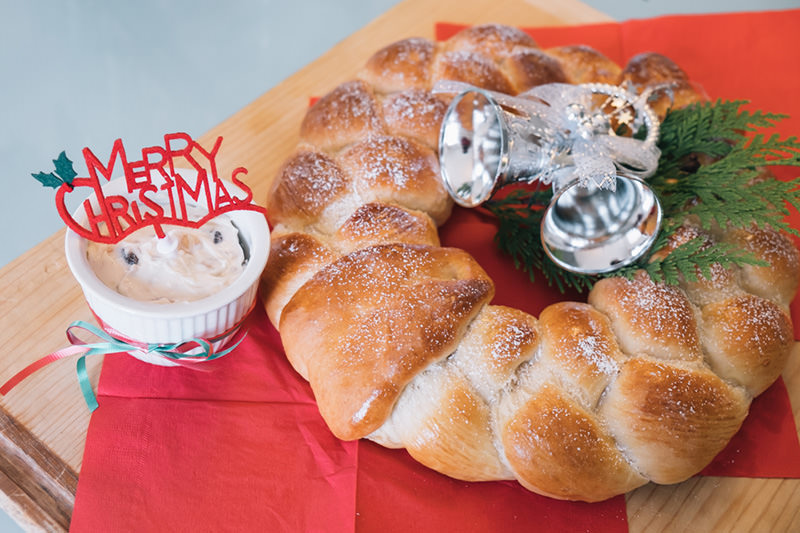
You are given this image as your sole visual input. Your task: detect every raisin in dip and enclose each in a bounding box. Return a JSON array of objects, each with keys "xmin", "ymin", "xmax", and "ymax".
[{"xmin": 86, "ymin": 213, "xmax": 247, "ymax": 304}]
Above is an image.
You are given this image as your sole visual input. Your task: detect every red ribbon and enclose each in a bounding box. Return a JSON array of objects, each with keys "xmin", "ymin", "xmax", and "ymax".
[{"xmin": 0, "ymin": 344, "xmax": 90, "ymax": 395}]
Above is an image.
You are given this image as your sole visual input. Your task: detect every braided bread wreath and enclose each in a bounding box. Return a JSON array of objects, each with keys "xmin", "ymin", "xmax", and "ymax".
[{"xmin": 260, "ymin": 24, "xmax": 800, "ymax": 502}]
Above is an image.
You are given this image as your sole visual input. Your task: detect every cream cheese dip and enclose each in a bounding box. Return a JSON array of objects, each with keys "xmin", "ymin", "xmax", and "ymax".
[{"xmin": 86, "ymin": 213, "xmax": 247, "ymax": 304}]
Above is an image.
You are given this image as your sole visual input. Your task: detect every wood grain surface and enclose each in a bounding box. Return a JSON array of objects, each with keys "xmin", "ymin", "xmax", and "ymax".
[{"xmin": 0, "ymin": 0, "xmax": 797, "ymax": 531}]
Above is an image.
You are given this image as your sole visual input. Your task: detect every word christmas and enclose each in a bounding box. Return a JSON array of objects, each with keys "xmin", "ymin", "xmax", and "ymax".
[{"xmin": 34, "ymin": 133, "xmax": 266, "ymax": 244}]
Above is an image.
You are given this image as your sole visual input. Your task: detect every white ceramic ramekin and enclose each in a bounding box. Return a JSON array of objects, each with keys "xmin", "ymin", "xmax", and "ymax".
[{"xmin": 64, "ymin": 172, "xmax": 269, "ymax": 366}]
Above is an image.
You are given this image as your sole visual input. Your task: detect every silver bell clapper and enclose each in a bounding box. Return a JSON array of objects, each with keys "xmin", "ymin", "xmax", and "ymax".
[{"xmin": 435, "ymin": 80, "xmax": 663, "ymax": 275}]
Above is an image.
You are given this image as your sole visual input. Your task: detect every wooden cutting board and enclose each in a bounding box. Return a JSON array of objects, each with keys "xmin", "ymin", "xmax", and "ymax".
[{"xmin": 0, "ymin": 0, "xmax": 798, "ymax": 531}]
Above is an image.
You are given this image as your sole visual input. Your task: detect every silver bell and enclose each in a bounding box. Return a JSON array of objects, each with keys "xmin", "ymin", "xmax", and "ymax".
[
  {"xmin": 541, "ymin": 175, "xmax": 661, "ymax": 274},
  {"xmin": 437, "ymin": 82, "xmax": 663, "ymax": 275},
  {"xmin": 438, "ymin": 88, "xmax": 565, "ymax": 208}
]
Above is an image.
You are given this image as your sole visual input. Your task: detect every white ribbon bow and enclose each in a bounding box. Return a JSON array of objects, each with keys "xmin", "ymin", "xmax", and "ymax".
[{"xmin": 433, "ymin": 80, "xmax": 661, "ymax": 192}]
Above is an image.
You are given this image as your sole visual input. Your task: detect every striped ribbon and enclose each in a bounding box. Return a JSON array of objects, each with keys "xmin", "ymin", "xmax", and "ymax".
[{"xmin": 0, "ymin": 318, "xmax": 246, "ymax": 412}]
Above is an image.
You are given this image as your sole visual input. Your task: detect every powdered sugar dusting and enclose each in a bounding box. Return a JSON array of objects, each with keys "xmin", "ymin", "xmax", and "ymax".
[
  {"xmin": 612, "ymin": 275, "xmax": 700, "ymax": 360},
  {"xmin": 296, "ymin": 245, "xmax": 491, "ymax": 435},
  {"xmin": 383, "ymin": 90, "xmax": 447, "ymax": 147},
  {"xmin": 712, "ymin": 295, "xmax": 789, "ymax": 349},
  {"xmin": 310, "ymin": 245, "xmax": 488, "ymax": 326},
  {"xmin": 743, "ymin": 227, "xmax": 799, "ymax": 266},
  {"xmin": 484, "ymin": 317, "xmax": 538, "ymax": 375},
  {"xmin": 449, "ymin": 24, "xmax": 538, "ymax": 58},
  {"xmin": 336, "ymin": 204, "xmax": 435, "ymax": 248},
  {"xmin": 575, "ymin": 335, "xmax": 619, "ymax": 376},
  {"xmin": 704, "ymin": 261, "xmax": 735, "ymax": 287},
  {"xmin": 272, "ymin": 151, "xmax": 347, "ymax": 218},
  {"xmin": 619, "ymin": 358, "xmax": 745, "ymax": 436},
  {"xmin": 328, "ymin": 82, "xmax": 377, "ymax": 122},
  {"xmin": 364, "ymin": 38, "xmax": 434, "ymax": 91},
  {"xmin": 302, "ymin": 80, "xmax": 383, "ymax": 143},
  {"xmin": 265, "ymin": 27, "xmax": 800, "ymax": 495},
  {"xmin": 384, "ymin": 90, "xmax": 445, "ymax": 122},
  {"xmin": 344, "ymin": 135, "xmax": 438, "ymax": 190},
  {"xmin": 434, "ymin": 50, "xmax": 511, "ymax": 93},
  {"xmin": 542, "ymin": 304, "xmax": 621, "ymax": 380}
]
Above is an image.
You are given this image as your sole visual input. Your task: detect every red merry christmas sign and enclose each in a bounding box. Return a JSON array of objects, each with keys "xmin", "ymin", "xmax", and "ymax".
[{"xmin": 34, "ymin": 132, "xmax": 265, "ymax": 244}]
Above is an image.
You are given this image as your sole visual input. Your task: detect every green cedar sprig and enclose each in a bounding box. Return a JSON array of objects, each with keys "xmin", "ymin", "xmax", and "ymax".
[
  {"xmin": 612, "ymin": 237, "xmax": 769, "ymax": 286},
  {"xmin": 653, "ymin": 100, "xmax": 800, "ymax": 236},
  {"xmin": 656, "ymin": 99, "xmax": 786, "ymax": 162},
  {"xmin": 485, "ymin": 99, "xmax": 800, "ymax": 293}
]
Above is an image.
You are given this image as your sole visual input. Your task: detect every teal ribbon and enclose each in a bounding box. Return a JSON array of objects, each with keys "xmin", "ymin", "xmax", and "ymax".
[{"xmin": 67, "ymin": 320, "xmax": 244, "ymax": 411}]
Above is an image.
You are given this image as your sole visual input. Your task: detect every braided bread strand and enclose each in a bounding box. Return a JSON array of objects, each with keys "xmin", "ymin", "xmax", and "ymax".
[{"xmin": 260, "ymin": 24, "xmax": 799, "ymax": 502}]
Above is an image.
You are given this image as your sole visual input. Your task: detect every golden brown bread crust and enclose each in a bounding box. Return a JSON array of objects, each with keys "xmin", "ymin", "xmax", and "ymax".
[
  {"xmin": 260, "ymin": 232, "xmax": 336, "ymax": 326},
  {"xmin": 601, "ymin": 357, "xmax": 749, "ymax": 483},
  {"xmin": 335, "ymin": 202, "xmax": 440, "ymax": 252},
  {"xmin": 261, "ymin": 23, "xmax": 799, "ymax": 502},
  {"xmin": 589, "ymin": 272, "xmax": 703, "ymax": 363},
  {"xmin": 502, "ymin": 48, "xmax": 568, "ymax": 93},
  {"xmin": 279, "ymin": 244, "xmax": 494, "ymax": 439},
  {"xmin": 546, "ymin": 45, "xmax": 622, "ymax": 84},
  {"xmin": 300, "ymin": 80, "xmax": 385, "ymax": 151},
  {"xmin": 382, "ymin": 364, "xmax": 513, "ymax": 481},
  {"xmin": 538, "ymin": 302, "xmax": 623, "ymax": 407},
  {"xmin": 262, "ymin": 202, "xmax": 441, "ymax": 327},
  {"xmin": 455, "ymin": 305, "xmax": 541, "ymax": 394},
  {"xmin": 501, "ymin": 382, "xmax": 646, "ymax": 501},
  {"xmin": 361, "ymin": 37, "xmax": 436, "ymax": 93},
  {"xmin": 432, "ymin": 50, "xmax": 515, "ymax": 94},
  {"xmin": 442, "ymin": 23, "xmax": 539, "ymax": 59},
  {"xmin": 381, "ymin": 89, "xmax": 449, "ymax": 147},
  {"xmin": 337, "ymin": 134, "xmax": 451, "ymax": 225},
  {"xmin": 623, "ymin": 52, "xmax": 689, "ymax": 85},
  {"xmin": 268, "ymin": 150, "xmax": 348, "ymax": 229},
  {"xmin": 723, "ymin": 226, "xmax": 800, "ymax": 306},
  {"xmin": 701, "ymin": 295, "xmax": 794, "ymax": 395},
  {"xmin": 621, "ymin": 53, "xmax": 705, "ymax": 119}
]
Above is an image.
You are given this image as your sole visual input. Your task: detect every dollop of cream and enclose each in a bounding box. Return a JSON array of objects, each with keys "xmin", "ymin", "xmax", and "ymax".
[{"xmin": 86, "ymin": 214, "xmax": 247, "ymax": 304}]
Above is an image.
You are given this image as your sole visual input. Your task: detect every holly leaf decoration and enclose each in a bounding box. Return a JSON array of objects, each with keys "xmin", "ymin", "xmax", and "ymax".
[
  {"xmin": 32, "ymin": 151, "xmax": 76, "ymax": 189},
  {"xmin": 32, "ymin": 171, "xmax": 65, "ymax": 189},
  {"xmin": 52, "ymin": 151, "xmax": 77, "ymax": 185}
]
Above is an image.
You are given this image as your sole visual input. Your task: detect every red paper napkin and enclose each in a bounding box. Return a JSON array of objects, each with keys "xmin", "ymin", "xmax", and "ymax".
[
  {"xmin": 73, "ymin": 305, "xmax": 629, "ymax": 533},
  {"xmin": 71, "ymin": 10, "xmax": 800, "ymax": 533}
]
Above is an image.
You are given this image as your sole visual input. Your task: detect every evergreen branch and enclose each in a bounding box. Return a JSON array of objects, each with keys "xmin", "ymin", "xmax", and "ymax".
[
  {"xmin": 658, "ymin": 99, "xmax": 787, "ymax": 161},
  {"xmin": 485, "ymin": 99, "xmax": 800, "ymax": 293},
  {"xmin": 610, "ymin": 238, "xmax": 769, "ymax": 286},
  {"xmin": 486, "ymin": 189, "xmax": 594, "ymax": 293},
  {"xmin": 653, "ymin": 122, "xmax": 800, "ymax": 237}
]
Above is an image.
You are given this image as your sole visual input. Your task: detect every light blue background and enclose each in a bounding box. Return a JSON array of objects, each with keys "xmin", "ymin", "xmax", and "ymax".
[{"xmin": 1, "ymin": 1, "xmax": 798, "ymax": 531}]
